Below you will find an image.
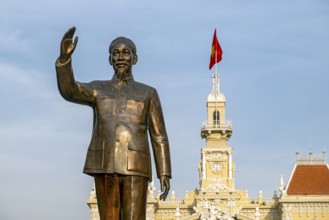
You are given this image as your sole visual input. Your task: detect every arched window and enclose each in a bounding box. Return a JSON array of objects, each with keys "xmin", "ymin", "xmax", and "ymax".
[{"xmin": 213, "ymin": 111, "xmax": 220, "ymax": 127}]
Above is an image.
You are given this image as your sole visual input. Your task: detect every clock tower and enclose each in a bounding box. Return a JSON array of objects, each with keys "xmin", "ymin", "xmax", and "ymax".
[
  {"xmin": 196, "ymin": 72, "xmax": 241, "ymax": 217},
  {"xmin": 199, "ymin": 72, "xmax": 234, "ymax": 191}
]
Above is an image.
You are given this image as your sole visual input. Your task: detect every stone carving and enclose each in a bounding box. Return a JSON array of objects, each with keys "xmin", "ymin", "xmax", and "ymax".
[
  {"xmin": 207, "ymin": 152, "xmax": 227, "ymax": 161},
  {"xmin": 282, "ymin": 205, "xmax": 292, "ymax": 220},
  {"xmin": 146, "ymin": 204, "xmax": 156, "ymax": 220},
  {"xmin": 90, "ymin": 204, "xmax": 100, "ymax": 220},
  {"xmin": 148, "ymin": 176, "xmax": 156, "ymax": 198},
  {"xmin": 255, "ymin": 207, "xmax": 261, "ymax": 220},
  {"xmin": 175, "ymin": 208, "xmax": 181, "ymax": 220},
  {"xmin": 207, "ymin": 183, "xmax": 230, "ymax": 192},
  {"xmin": 199, "ymin": 202, "xmax": 235, "ymax": 220}
]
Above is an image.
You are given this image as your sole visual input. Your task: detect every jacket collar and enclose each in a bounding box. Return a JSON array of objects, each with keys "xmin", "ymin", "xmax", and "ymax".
[{"xmin": 111, "ymin": 73, "xmax": 134, "ymax": 86}]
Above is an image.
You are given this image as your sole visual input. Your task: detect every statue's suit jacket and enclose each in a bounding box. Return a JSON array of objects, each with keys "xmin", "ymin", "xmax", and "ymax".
[{"xmin": 56, "ymin": 59, "xmax": 171, "ymax": 180}]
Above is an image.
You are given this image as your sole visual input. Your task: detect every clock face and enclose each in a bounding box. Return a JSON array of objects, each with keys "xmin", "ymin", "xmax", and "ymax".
[{"xmin": 212, "ymin": 163, "xmax": 222, "ymax": 172}]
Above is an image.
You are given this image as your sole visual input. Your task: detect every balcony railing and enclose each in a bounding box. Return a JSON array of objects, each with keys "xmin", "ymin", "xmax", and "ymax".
[
  {"xmin": 296, "ymin": 154, "xmax": 326, "ymax": 165},
  {"xmin": 201, "ymin": 120, "xmax": 232, "ymax": 130}
]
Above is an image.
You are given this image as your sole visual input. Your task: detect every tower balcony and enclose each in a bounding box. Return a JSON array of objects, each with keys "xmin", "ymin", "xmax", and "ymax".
[{"xmin": 201, "ymin": 120, "xmax": 232, "ymax": 139}]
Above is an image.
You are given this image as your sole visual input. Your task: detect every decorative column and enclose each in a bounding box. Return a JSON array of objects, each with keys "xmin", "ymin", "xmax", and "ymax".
[
  {"xmin": 202, "ymin": 151, "xmax": 206, "ymax": 179},
  {"xmin": 228, "ymin": 152, "xmax": 232, "ymax": 179}
]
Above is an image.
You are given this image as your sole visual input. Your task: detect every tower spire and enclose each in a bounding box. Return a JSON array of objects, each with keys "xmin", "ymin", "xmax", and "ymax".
[{"xmin": 212, "ymin": 72, "xmax": 220, "ymax": 96}]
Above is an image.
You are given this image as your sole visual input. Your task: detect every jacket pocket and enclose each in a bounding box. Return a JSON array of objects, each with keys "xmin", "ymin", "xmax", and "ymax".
[
  {"xmin": 127, "ymin": 150, "xmax": 150, "ymax": 174},
  {"xmin": 126, "ymin": 99, "xmax": 144, "ymax": 116}
]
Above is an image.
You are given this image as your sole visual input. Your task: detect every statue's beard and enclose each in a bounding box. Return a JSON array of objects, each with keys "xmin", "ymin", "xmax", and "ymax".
[{"xmin": 115, "ymin": 68, "xmax": 130, "ymax": 82}]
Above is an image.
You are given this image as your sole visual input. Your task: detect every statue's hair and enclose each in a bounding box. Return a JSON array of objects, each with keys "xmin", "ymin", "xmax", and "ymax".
[{"xmin": 109, "ymin": 37, "xmax": 137, "ymax": 55}]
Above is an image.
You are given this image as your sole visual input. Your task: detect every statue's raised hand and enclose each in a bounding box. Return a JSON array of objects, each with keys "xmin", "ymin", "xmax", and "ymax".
[{"xmin": 59, "ymin": 27, "xmax": 79, "ymax": 63}]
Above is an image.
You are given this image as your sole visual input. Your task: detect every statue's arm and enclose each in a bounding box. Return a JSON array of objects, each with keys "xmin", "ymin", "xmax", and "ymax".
[
  {"xmin": 148, "ymin": 88, "xmax": 172, "ymax": 200},
  {"xmin": 55, "ymin": 27, "xmax": 94, "ymax": 105}
]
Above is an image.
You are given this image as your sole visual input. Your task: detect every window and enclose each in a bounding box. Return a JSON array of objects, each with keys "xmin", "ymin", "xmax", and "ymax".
[{"xmin": 213, "ymin": 111, "xmax": 220, "ymax": 126}]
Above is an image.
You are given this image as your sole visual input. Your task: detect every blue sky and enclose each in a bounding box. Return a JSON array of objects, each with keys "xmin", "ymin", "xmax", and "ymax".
[{"xmin": 1, "ymin": 1, "xmax": 328, "ymax": 219}]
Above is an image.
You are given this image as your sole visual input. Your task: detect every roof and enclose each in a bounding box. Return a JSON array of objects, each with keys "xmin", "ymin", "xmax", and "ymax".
[
  {"xmin": 286, "ymin": 164, "xmax": 329, "ymax": 195},
  {"xmin": 207, "ymin": 92, "xmax": 225, "ymax": 102}
]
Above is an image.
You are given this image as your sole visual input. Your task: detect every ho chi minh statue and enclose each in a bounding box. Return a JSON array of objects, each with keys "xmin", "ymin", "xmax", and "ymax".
[{"xmin": 55, "ymin": 27, "xmax": 172, "ymax": 220}]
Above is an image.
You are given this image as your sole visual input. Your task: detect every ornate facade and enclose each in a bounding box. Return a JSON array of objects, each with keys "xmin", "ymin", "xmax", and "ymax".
[{"xmin": 86, "ymin": 72, "xmax": 329, "ymax": 220}]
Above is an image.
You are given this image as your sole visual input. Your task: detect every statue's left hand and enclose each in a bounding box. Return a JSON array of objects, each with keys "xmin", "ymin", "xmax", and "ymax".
[{"xmin": 159, "ymin": 175, "xmax": 170, "ymax": 201}]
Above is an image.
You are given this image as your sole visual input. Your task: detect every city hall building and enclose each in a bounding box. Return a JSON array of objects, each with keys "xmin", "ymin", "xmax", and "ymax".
[{"xmin": 86, "ymin": 72, "xmax": 329, "ymax": 220}]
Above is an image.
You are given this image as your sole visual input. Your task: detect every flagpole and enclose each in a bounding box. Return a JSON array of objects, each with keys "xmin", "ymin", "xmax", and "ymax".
[
  {"xmin": 215, "ymin": 28, "xmax": 219, "ymax": 94},
  {"xmin": 214, "ymin": 28, "xmax": 218, "ymax": 126},
  {"xmin": 215, "ymin": 31, "xmax": 217, "ymax": 75}
]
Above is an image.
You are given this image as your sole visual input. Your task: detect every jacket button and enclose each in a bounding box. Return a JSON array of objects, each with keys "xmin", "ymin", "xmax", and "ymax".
[
  {"xmin": 119, "ymin": 108, "xmax": 123, "ymax": 112},
  {"xmin": 116, "ymin": 138, "xmax": 120, "ymax": 142}
]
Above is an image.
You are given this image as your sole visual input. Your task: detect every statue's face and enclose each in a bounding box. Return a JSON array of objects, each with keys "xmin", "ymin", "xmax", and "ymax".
[{"xmin": 110, "ymin": 42, "xmax": 135, "ymax": 75}]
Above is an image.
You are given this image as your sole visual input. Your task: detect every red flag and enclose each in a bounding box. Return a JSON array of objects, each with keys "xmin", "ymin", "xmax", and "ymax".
[{"xmin": 209, "ymin": 29, "xmax": 223, "ymax": 70}]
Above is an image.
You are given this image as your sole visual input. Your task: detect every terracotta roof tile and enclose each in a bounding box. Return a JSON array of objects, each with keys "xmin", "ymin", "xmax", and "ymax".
[{"xmin": 287, "ymin": 164, "xmax": 329, "ymax": 195}]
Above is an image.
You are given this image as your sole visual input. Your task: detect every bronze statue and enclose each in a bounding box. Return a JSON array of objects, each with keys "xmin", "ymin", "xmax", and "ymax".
[{"xmin": 55, "ymin": 27, "xmax": 171, "ymax": 220}]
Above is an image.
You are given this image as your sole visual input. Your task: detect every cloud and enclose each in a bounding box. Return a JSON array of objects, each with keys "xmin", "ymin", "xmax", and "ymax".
[
  {"xmin": 0, "ymin": 30, "xmax": 32, "ymax": 54},
  {"xmin": 0, "ymin": 62, "xmax": 94, "ymax": 219},
  {"xmin": 0, "ymin": 62, "xmax": 40, "ymax": 87}
]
